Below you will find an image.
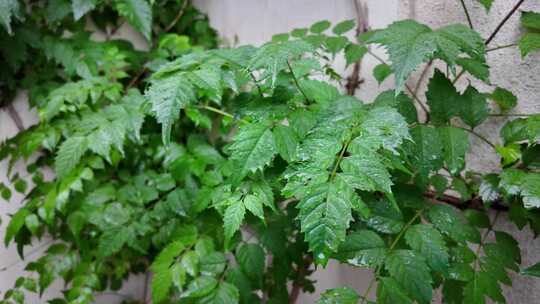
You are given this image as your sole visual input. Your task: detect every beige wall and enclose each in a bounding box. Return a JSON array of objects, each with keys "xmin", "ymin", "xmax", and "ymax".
[{"xmin": 1, "ymin": 0, "xmax": 540, "ymax": 303}]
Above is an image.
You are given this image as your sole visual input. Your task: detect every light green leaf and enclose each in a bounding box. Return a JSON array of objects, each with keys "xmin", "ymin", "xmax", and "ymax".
[
  {"xmin": 333, "ymin": 20, "xmax": 355, "ymax": 35},
  {"xmin": 340, "ymin": 149, "xmax": 393, "ymax": 194},
  {"xmin": 242, "ymin": 194, "xmax": 265, "ymax": 221},
  {"xmin": 0, "ymin": 0, "xmax": 22, "ymax": 34},
  {"xmin": 345, "ymin": 43, "xmax": 367, "ymax": 67},
  {"xmin": 317, "ymin": 287, "xmax": 360, "ymax": 304},
  {"xmin": 223, "ymin": 200, "xmax": 246, "ymax": 241},
  {"xmin": 55, "ymin": 136, "xmax": 88, "ymax": 178},
  {"xmin": 199, "ymin": 281, "xmax": 240, "ymax": 304},
  {"xmin": 146, "ymin": 75, "xmax": 195, "ymax": 145},
  {"xmin": 438, "ymin": 126, "xmax": 469, "ymax": 175},
  {"xmin": 476, "ymin": 0, "xmax": 493, "ymax": 11},
  {"xmin": 519, "ymin": 33, "xmax": 540, "ymax": 57},
  {"xmin": 310, "ymin": 20, "xmax": 331, "ymax": 33},
  {"xmin": 199, "ymin": 252, "xmax": 227, "ymax": 276},
  {"xmin": 183, "ymin": 276, "xmax": 219, "ymax": 298},
  {"xmin": 228, "ymin": 123, "xmax": 276, "ymax": 181},
  {"xmin": 272, "ymin": 124, "xmax": 298, "ymax": 162},
  {"xmin": 385, "ymin": 250, "xmax": 432, "ymax": 304},
  {"xmin": 521, "ymin": 261, "xmax": 540, "ymax": 277},
  {"xmin": 405, "ymin": 125, "xmax": 443, "ymax": 187},
  {"xmin": 335, "ymin": 230, "xmax": 387, "ymax": 267},
  {"xmin": 4, "ymin": 208, "xmax": 29, "ymax": 246},
  {"xmin": 115, "ymin": 0, "xmax": 152, "ymax": 40},
  {"xmin": 297, "ymin": 179, "xmax": 353, "ymax": 265},
  {"xmin": 181, "ymin": 251, "xmax": 200, "ymax": 277},
  {"xmin": 151, "ymin": 241, "xmax": 186, "ymax": 303},
  {"xmin": 405, "ymin": 224, "xmax": 449, "ymax": 273},
  {"xmin": 373, "ymin": 63, "xmax": 392, "ymax": 84},
  {"xmin": 521, "ymin": 11, "xmax": 540, "ymax": 31},
  {"xmin": 298, "ymin": 79, "xmax": 340, "ymax": 104}
]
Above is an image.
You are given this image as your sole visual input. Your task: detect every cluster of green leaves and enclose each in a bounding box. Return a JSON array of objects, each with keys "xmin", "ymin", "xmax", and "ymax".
[{"xmin": 1, "ymin": 2, "xmax": 540, "ymax": 304}]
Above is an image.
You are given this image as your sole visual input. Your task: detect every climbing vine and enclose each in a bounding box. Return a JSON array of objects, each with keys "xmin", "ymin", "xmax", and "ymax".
[{"xmin": 1, "ymin": 0, "xmax": 540, "ymax": 303}]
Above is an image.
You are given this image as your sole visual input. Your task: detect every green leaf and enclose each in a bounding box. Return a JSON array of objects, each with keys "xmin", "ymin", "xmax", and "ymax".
[
  {"xmin": 355, "ymin": 106, "xmax": 410, "ymax": 154},
  {"xmin": 55, "ymin": 136, "xmax": 88, "ymax": 178},
  {"xmin": 521, "ymin": 11, "xmax": 540, "ymax": 31},
  {"xmin": 377, "ymin": 277, "xmax": 413, "ymax": 304},
  {"xmin": 228, "ymin": 123, "xmax": 277, "ymax": 181},
  {"xmin": 490, "ymin": 87, "xmax": 517, "ymax": 112},
  {"xmin": 521, "ymin": 173, "xmax": 540, "ymax": 208},
  {"xmin": 521, "ymin": 261, "xmax": 540, "ymax": 277},
  {"xmin": 426, "ymin": 204, "xmax": 480, "ymax": 244},
  {"xmin": 404, "ymin": 224, "xmax": 449, "ymax": 273},
  {"xmin": 272, "ymin": 124, "xmax": 298, "ymax": 162},
  {"xmin": 344, "ymin": 43, "xmax": 367, "ymax": 67},
  {"xmin": 181, "ymin": 251, "xmax": 200, "ymax": 277},
  {"xmin": 200, "ymin": 252, "xmax": 227, "ymax": 276},
  {"xmin": 333, "ymin": 20, "xmax": 355, "ymax": 35},
  {"xmin": 297, "ymin": 179, "xmax": 354, "ymax": 265},
  {"xmin": 236, "ymin": 244, "xmax": 265, "ymax": 280},
  {"xmin": 458, "ymin": 86, "xmax": 489, "ymax": 128},
  {"xmin": 310, "ymin": 20, "xmax": 331, "ymax": 33},
  {"xmin": 476, "ymin": 0, "xmax": 493, "ymax": 11},
  {"xmin": 151, "ymin": 241, "xmax": 185, "ymax": 303},
  {"xmin": 363, "ymin": 197, "xmax": 404, "ymax": 234},
  {"xmin": 463, "ymin": 271, "xmax": 504, "ymax": 304},
  {"xmin": 438, "ymin": 126, "xmax": 469, "ymax": 175},
  {"xmin": 242, "ymin": 194, "xmax": 265, "ymax": 221},
  {"xmin": 298, "ymin": 79, "xmax": 340, "ymax": 104},
  {"xmin": 4, "ymin": 208, "xmax": 29, "ymax": 246},
  {"xmin": 373, "ymin": 63, "xmax": 392, "ymax": 84},
  {"xmin": 335, "ymin": 230, "xmax": 387, "ymax": 267},
  {"xmin": 146, "ymin": 75, "xmax": 195, "ymax": 145},
  {"xmin": 340, "ymin": 149, "xmax": 393, "ymax": 194},
  {"xmin": 405, "ymin": 125, "xmax": 443, "ymax": 187},
  {"xmin": 368, "ymin": 21, "xmax": 485, "ymax": 93},
  {"xmin": 98, "ymin": 227, "xmax": 130, "ymax": 257},
  {"xmin": 223, "ymin": 199, "xmax": 245, "ymax": 241},
  {"xmin": 373, "ymin": 90, "xmax": 417, "ymax": 124},
  {"xmin": 317, "ymin": 287, "xmax": 360, "ymax": 304},
  {"xmin": 0, "ymin": 0, "xmax": 22, "ymax": 34},
  {"xmin": 115, "ymin": 0, "xmax": 152, "ymax": 40},
  {"xmin": 249, "ymin": 39, "xmax": 313, "ymax": 87},
  {"xmin": 72, "ymin": 0, "xmax": 97, "ymax": 20},
  {"xmin": 385, "ymin": 250, "xmax": 432, "ymax": 304},
  {"xmin": 184, "ymin": 276, "xmax": 219, "ymax": 298},
  {"xmin": 200, "ymin": 281, "xmax": 240, "ymax": 304},
  {"xmin": 426, "ymin": 69, "xmax": 460, "ymax": 124},
  {"xmin": 519, "ymin": 33, "xmax": 540, "ymax": 57}
]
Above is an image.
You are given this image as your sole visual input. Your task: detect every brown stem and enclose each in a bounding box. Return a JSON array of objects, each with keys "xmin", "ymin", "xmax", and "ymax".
[
  {"xmin": 288, "ymin": 255, "xmax": 313, "ymax": 304},
  {"xmin": 345, "ymin": 0, "xmax": 369, "ymax": 96},
  {"xmin": 485, "ymin": 0, "xmax": 525, "ymax": 45},
  {"xmin": 164, "ymin": 0, "xmax": 190, "ymax": 33},
  {"xmin": 6, "ymin": 103, "xmax": 24, "ymax": 132},
  {"xmin": 423, "ymin": 191, "xmax": 508, "ymax": 211}
]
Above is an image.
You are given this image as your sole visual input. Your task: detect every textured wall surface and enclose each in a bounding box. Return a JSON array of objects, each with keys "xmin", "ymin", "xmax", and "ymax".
[{"xmin": 1, "ymin": 0, "xmax": 540, "ymax": 303}]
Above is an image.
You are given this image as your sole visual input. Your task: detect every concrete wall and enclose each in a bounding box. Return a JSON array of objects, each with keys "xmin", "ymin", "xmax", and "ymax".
[{"xmin": 1, "ymin": 0, "xmax": 540, "ymax": 303}]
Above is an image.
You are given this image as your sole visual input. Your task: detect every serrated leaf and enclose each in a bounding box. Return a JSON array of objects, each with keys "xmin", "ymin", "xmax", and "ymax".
[
  {"xmin": 519, "ymin": 33, "xmax": 540, "ymax": 57},
  {"xmin": 4, "ymin": 208, "xmax": 29, "ymax": 246},
  {"xmin": 373, "ymin": 90, "xmax": 418, "ymax": 124},
  {"xmin": 463, "ymin": 271, "xmax": 504, "ymax": 304},
  {"xmin": 115, "ymin": 0, "xmax": 152, "ymax": 40},
  {"xmin": 521, "ymin": 11, "xmax": 540, "ymax": 31},
  {"xmin": 373, "ymin": 63, "xmax": 392, "ymax": 84},
  {"xmin": 363, "ymin": 197, "xmax": 404, "ymax": 234},
  {"xmin": 317, "ymin": 287, "xmax": 359, "ymax": 304},
  {"xmin": 298, "ymin": 79, "xmax": 340, "ymax": 104},
  {"xmin": 385, "ymin": 250, "xmax": 432, "ymax": 304},
  {"xmin": 297, "ymin": 179, "xmax": 353, "ymax": 265},
  {"xmin": 368, "ymin": 21, "xmax": 485, "ymax": 93},
  {"xmin": 236, "ymin": 244, "xmax": 265, "ymax": 281},
  {"xmin": 200, "ymin": 252, "xmax": 227, "ymax": 276},
  {"xmin": 521, "ymin": 261, "xmax": 540, "ymax": 277},
  {"xmin": 223, "ymin": 200, "xmax": 245, "ymax": 241},
  {"xmin": 228, "ymin": 123, "xmax": 276, "ymax": 181},
  {"xmin": 242, "ymin": 194, "xmax": 264, "ymax": 221},
  {"xmin": 272, "ymin": 124, "xmax": 298, "ymax": 162},
  {"xmin": 458, "ymin": 86, "xmax": 489, "ymax": 128},
  {"xmin": 199, "ymin": 281, "xmax": 240, "ymax": 304},
  {"xmin": 183, "ymin": 276, "xmax": 219, "ymax": 298},
  {"xmin": 405, "ymin": 125, "xmax": 443, "ymax": 187},
  {"xmin": 377, "ymin": 277, "xmax": 413, "ymax": 304},
  {"xmin": 339, "ymin": 149, "xmax": 393, "ymax": 194},
  {"xmin": 426, "ymin": 204, "xmax": 480, "ymax": 244},
  {"xmin": 438, "ymin": 126, "xmax": 469, "ymax": 175},
  {"xmin": 426, "ymin": 69, "xmax": 460, "ymax": 124},
  {"xmin": 151, "ymin": 241, "xmax": 186, "ymax": 303},
  {"xmin": 335, "ymin": 230, "xmax": 387, "ymax": 267},
  {"xmin": 146, "ymin": 75, "xmax": 195, "ymax": 145},
  {"xmin": 55, "ymin": 136, "xmax": 88, "ymax": 178},
  {"xmin": 405, "ymin": 224, "xmax": 449, "ymax": 273}
]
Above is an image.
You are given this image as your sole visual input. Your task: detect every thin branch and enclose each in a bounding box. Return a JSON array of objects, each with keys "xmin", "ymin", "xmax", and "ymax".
[
  {"xmin": 458, "ymin": 0, "xmax": 475, "ymax": 29},
  {"xmin": 474, "ymin": 211, "xmax": 500, "ymax": 271},
  {"xmin": 345, "ymin": 0, "xmax": 369, "ymax": 96},
  {"xmin": 489, "ymin": 113, "xmax": 534, "ymax": 117},
  {"xmin": 485, "ymin": 0, "xmax": 526, "ymax": 45},
  {"xmin": 413, "ymin": 59, "xmax": 433, "ymax": 97},
  {"xmin": 486, "ymin": 43, "xmax": 518, "ymax": 52},
  {"xmin": 5, "ymin": 103, "xmax": 24, "ymax": 132},
  {"xmin": 456, "ymin": 126, "xmax": 497, "ymax": 149},
  {"xmin": 164, "ymin": 0, "xmax": 190, "ymax": 33},
  {"xmin": 125, "ymin": 68, "xmax": 147, "ymax": 92},
  {"xmin": 287, "ymin": 60, "xmax": 310, "ymax": 102}
]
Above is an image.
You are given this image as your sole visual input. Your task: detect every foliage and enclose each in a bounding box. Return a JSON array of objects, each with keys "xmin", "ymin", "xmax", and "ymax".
[{"xmin": 1, "ymin": 1, "xmax": 540, "ymax": 304}]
